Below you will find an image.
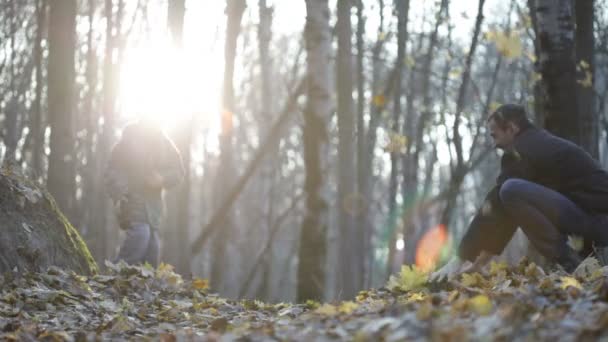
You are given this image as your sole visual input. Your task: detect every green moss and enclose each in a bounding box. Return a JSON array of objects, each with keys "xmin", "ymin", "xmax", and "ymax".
[{"xmin": 45, "ymin": 192, "xmax": 99, "ymax": 275}]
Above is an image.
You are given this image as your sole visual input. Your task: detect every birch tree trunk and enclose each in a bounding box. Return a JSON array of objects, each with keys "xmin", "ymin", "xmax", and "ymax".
[
  {"xmin": 336, "ymin": 0, "xmax": 359, "ymax": 299},
  {"xmin": 297, "ymin": 0, "xmax": 331, "ymax": 302},
  {"xmin": 47, "ymin": 0, "xmax": 77, "ymax": 220}
]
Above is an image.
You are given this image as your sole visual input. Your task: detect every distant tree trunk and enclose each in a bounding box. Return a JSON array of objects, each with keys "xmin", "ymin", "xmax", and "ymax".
[
  {"xmin": 3, "ymin": 1, "xmax": 19, "ymax": 166},
  {"xmin": 210, "ymin": 0, "xmax": 246, "ymax": 291},
  {"xmin": 533, "ymin": 0, "xmax": 579, "ymax": 143},
  {"xmin": 165, "ymin": 0, "xmax": 191, "ymax": 275},
  {"xmin": 31, "ymin": 0, "xmax": 48, "ymax": 181},
  {"xmin": 355, "ymin": 0, "xmax": 368, "ymax": 287},
  {"xmin": 336, "ymin": 0, "xmax": 359, "ymax": 299},
  {"xmin": 89, "ymin": 0, "xmax": 122, "ymax": 262},
  {"xmin": 297, "ymin": 0, "xmax": 331, "ymax": 302},
  {"xmin": 47, "ymin": 0, "xmax": 77, "ymax": 219},
  {"xmin": 386, "ymin": 0, "xmax": 410, "ymax": 278},
  {"xmin": 79, "ymin": 0, "xmax": 98, "ymax": 239},
  {"xmin": 574, "ymin": 0, "xmax": 597, "ymax": 157},
  {"xmin": 255, "ymin": 0, "xmax": 274, "ymax": 299}
]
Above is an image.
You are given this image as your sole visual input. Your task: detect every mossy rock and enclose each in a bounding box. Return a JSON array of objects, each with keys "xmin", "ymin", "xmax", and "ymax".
[{"xmin": 0, "ymin": 169, "xmax": 97, "ymax": 275}]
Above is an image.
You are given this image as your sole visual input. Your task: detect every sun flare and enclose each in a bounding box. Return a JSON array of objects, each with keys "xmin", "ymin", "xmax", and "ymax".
[{"xmin": 118, "ymin": 40, "xmax": 221, "ymax": 133}]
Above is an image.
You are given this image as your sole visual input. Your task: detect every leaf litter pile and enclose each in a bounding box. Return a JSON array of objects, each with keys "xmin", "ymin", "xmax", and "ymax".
[{"xmin": 3, "ymin": 258, "xmax": 608, "ymax": 341}]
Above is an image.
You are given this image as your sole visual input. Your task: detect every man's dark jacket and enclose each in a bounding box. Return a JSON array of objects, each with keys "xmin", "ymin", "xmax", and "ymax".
[{"xmin": 459, "ymin": 126, "xmax": 608, "ymax": 261}]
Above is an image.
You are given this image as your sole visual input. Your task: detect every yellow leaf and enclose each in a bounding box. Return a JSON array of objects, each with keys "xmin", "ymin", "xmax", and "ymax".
[
  {"xmin": 386, "ymin": 265, "xmax": 428, "ymax": 292},
  {"xmin": 525, "ymin": 51, "xmax": 537, "ymax": 62},
  {"xmin": 461, "ymin": 272, "xmax": 486, "ymax": 287},
  {"xmin": 372, "ymin": 94, "xmax": 386, "ymax": 108},
  {"xmin": 560, "ymin": 276, "xmax": 582, "ymax": 290},
  {"xmin": 378, "ymin": 31, "xmax": 387, "ymax": 41},
  {"xmin": 406, "ymin": 292, "xmax": 427, "ymax": 302},
  {"xmin": 468, "ymin": 295, "xmax": 493, "ymax": 315},
  {"xmin": 577, "ymin": 70, "xmax": 593, "ymax": 88},
  {"xmin": 383, "ymin": 131, "xmax": 408, "ymax": 154},
  {"xmin": 485, "ymin": 30, "xmax": 522, "ymax": 59},
  {"xmin": 449, "ymin": 68, "xmax": 462, "ymax": 79},
  {"xmin": 404, "ymin": 55, "xmax": 415, "ymax": 68},
  {"xmin": 338, "ymin": 301, "xmax": 359, "ymax": 314},
  {"xmin": 315, "ymin": 303, "xmax": 338, "ymax": 316},
  {"xmin": 579, "ymin": 59, "xmax": 590, "ymax": 69},
  {"xmin": 568, "ymin": 235, "xmax": 584, "ymax": 252},
  {"xmin": 192, "ymin": 278, "xmax": 209, "ymax": 290},
  {"xmin": 489, "ymin": 102, "xmax": 502, "ymax": 115},
  {"xmin": 447, "ymin": 290, "xmax": 459, "ymax": 303},
  {"xmin": 489, "ymin": 260, "xmax": 508, "ymax": 276}
]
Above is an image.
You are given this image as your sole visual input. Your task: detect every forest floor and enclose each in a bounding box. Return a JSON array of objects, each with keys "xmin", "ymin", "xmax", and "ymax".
[{"xmin": 1, "ymin": 258, "xmax": 608, "ymax": 341}]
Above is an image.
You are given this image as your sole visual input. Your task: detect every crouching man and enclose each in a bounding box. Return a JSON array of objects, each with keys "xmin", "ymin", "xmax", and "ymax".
[
  {"xmin": 105, "ymin": 120, "xmax": 184, "ymax": 267},
  {"xmin": 431, "ymin": 104, "xmax": 608, "ymax": 281}
]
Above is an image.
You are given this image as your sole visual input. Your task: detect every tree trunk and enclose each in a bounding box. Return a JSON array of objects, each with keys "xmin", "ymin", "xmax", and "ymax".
[
  {"xmin": 255, "ymin": 0, "xmax": 274, "ymax": 299},
  {"xmin": 574, "ymin": 0, "xmax": 597, "ymax": 157},
  {"xmin": 297, "ymin": 0, "xmax": 331, "ymax": 302},
  {"xmin": 533, "ymin": 0, "xmax": 579, "ymax": 142},
  {"xmin": 210, "ymin": 0, "xmax": 247, "ymax": 291},
  {"xmin": 30, "ymin": 0, "xmax": 48, "ymax": 180},
  {"xmin": 354, "ymin": 0, "xmax": 368, "ymax": 288},
  {"xmin": 47, "ymin": 0, "xmax": 77, "ymax": 220},
  {"xmin": 165, "ymin": 0, "xmax": 191, "ymax": 276},
  {"xmin": 336, "ymin": 0, "xmax": 359, "ymax": 299},
  {"xmin": 386, "ymin": 0, "xmax": 410, "ymax": 278}
]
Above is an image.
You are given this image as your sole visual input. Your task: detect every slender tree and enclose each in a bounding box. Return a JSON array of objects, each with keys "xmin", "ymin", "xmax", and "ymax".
[
  {"xmin": 47, "ymin": 0, "xmax": 78, "ymax": 217},
  {"xmin": 297, "ymin": 0, "xmax": 332, "ymax": 302},
  {"xmin": 336, "ymin": 0, "xmax": 359, "ymax": 298}
]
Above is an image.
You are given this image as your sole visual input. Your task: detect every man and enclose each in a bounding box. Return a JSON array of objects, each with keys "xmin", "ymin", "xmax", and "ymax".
[
  {"xmin": 431, "ymin": 104, "xmax": 608, "ymax": 281},
  {"xmin": 105, "ymin": 120, "xmax": 184, "ymax": 267}
]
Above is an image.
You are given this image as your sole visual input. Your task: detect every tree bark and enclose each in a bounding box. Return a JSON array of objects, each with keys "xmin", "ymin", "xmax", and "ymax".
[
  {"xmin": 574, "ymin": 0, "xmax": 597, "ymax": 157},
  {"xmin": 533, "ymin": 0, "xmax": 579, "ymax": 143},
  {"xmin": 30, "ymin": 0, "xmax": 48, "ymax": 180},
  {"xmin": 47, "ymin": 0, "xmax": 77, "ymax": 220},
  {"xmin": 386, "ymin": 0, "xmax": 410, "ymax": 278},
  {"xmin": 210, "ymin": 0, "xmax": 247, "ymax": 290},
  {"xmin": 165, "ymin": 0, "xmax": 191, "ymax": 276},
  {"xmin": 336, "ymin": 0, "xmax": 360, "ymax": 299},
  {"xmin": 297, "ymin": 0, "xmax": 332, "ymax": 302}
]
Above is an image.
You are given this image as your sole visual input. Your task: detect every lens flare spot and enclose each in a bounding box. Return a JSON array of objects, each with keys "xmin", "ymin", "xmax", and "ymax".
[{"xmin": 415, "ymin": 224, "xmax": 448, "ymax": 272}]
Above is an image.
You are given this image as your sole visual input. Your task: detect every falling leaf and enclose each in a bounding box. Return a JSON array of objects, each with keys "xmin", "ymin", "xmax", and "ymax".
[
  {"xmin": 404, "ymin": 56, "xmax": 415, "ymax": 68},
  {"xmin": 577, "ymin": 70, "xmax": 593, "ymax": 88},
  {"xmin": 372, "ymin": 94, "xmax": 386, "ymax": 108},
  {"xmin": 485, "ymin": 30, "xmax": 523, "ymax": 59},
  {"xmin": 568, "ymin": 235, "xmax": 584, "ymax": 252},
  {"xmin": 383, "ymin": 131, "xmax": 408, "ymax": 154}
]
